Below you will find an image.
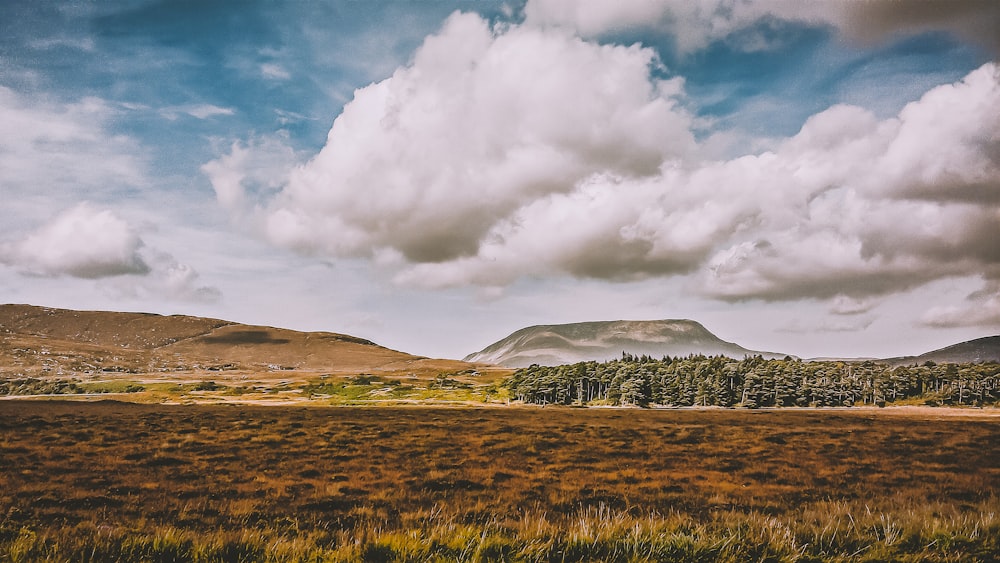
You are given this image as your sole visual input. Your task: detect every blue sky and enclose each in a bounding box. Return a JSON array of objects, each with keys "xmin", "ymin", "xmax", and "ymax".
[{"xmin": 2, "ymin": 0, "xmax": 998, "ymax": 360}]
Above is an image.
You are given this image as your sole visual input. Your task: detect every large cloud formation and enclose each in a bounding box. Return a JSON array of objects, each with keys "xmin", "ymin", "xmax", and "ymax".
[
  {"xmin": 395, "ymin": 63, "xmax": 1000, "ymax": 296},
  {"xmin": 205, "ymin": 8, "xmax": 1000, "ymax": 326},
  {"xmin": 262, "ymin": 13, "xmax": 696, "ymax": 264},
  {"xmin": 701, "ymin": 63, "xmax": 1000, "ymax": 301},
  {"xmin": 208, "ymin": 13, "xmax": 696, "ymax": 267}
]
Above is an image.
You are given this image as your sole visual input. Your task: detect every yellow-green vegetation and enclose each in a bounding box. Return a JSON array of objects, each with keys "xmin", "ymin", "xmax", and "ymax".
[
  {"xmin": 1, "ymin": 402, "xmax": 997, "ymax": 562},
  {"xmin": 4, "ymin": 499, "xmax": 997, "ymax": 562},
  {"xmin": 0, "ymin": 372, "xmax": 509, "ymax": 405},
  {"xmin": 300, "ymin": 374, "xmax": 506, "ymax": 404}
]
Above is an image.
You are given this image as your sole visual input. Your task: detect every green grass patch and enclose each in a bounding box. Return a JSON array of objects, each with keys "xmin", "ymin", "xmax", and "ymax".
[
  {"xmin": 298, "ymin": 376, "xmax": 498, "ymax": 404},
  {"xmin": 76, "ymin": 381, "xmax": 146, "ymax": 394}
]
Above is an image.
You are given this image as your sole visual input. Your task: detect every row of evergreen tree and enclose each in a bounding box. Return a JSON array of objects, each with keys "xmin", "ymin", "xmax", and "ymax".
[{"xmin": 506, "ymin": 354, "xmax": 1000, "ymax": 407}]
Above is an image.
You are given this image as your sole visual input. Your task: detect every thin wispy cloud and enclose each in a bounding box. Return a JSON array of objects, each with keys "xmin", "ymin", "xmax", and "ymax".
[
  {"xmin": 0, "ymin": 87, "xmax": 146, "ymax": 200},
  {"xmin": 260, "ymin": 63, "xmax": 291, "ymax": 81},
  {"xmin": 159, "ymin": 104, "xmax": 235, "ymax": 121}
]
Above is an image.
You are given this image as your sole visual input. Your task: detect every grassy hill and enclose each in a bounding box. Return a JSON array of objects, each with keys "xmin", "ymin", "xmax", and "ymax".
[{"xmin": 0, "ymin": 304, "xmax": 478, "ymax": 380}]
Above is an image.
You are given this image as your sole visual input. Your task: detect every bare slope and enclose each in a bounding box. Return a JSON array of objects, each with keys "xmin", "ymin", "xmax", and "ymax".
[
  {"xmin": 464, "ymin": 320, "xmax": 787, "ymax": 367},
  {"xmin": 888, "ymin": 335, "xmax": 1000, "ymax": 366},
  {"xmin": 0, "ymin": 304, "xmax": 471, "ymax": 375}
]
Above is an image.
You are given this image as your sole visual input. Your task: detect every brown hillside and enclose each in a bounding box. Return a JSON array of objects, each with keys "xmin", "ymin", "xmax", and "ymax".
[
  {"xmin": 0, "ymin": 304, "xmax": 230, "ymax": 349},
  {"xmin": 0, "ymin": 304, "xmax": 475, "ymax": 376},
  {"xmin": 162, "ymin": 324, "xmax": 423, "ymax": 372}
]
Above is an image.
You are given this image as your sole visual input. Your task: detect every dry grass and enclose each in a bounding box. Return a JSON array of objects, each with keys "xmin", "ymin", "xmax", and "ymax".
[
  {"xmin": 1, "ymin": 401, "xmax": 997, "ymax": 561},
  {"xmin": 0, "ymin": 304, "xmax": 494, "ymax": 382}
]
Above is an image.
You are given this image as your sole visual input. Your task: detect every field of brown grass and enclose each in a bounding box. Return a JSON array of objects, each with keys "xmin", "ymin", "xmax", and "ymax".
[{"xmin": 1, "ymin": 401, "xmax": 998, "ymax": 561}]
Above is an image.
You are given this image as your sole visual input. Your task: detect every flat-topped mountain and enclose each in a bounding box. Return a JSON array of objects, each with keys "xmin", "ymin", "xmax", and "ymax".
[
  {"xmin": 464, "ymin": 320, "xmax": 787, "ymax": 368},
  {"xmin": 0, "ymin": 304, "xmax": 471, "ymax": 376}
]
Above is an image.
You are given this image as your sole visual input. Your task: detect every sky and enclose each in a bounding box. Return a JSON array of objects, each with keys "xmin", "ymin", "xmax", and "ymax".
[{"xmin": 1, "ymin": 0, "xmax": 999, "ymax": 361}]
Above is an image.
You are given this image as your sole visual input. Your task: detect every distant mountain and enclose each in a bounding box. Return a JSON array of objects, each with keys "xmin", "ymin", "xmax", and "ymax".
[
  {"xmin": 887, "ymin": 335, "xmax": 1000, "ymax": 366},
  {"xmin": 464, "ymin": 320, "xmax": 787, "ymax": 368},
  {"xmin": 0, "ymin": 304, "xmax": 473, "ymax": 376}
]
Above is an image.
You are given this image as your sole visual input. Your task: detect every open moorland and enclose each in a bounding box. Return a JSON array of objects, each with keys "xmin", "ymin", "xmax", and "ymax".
[
  {"xmin": 1, "ymin": 401, "xmax": 998, "ymax": 562},
  {"xmin": 0, "ymin": 304, "xmax": 510, "ymax": 405}
]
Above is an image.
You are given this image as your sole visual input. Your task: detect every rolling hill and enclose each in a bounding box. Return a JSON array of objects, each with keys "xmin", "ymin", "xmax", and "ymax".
[
  {"xmin": 5, "ymin": 305, "xmax": 996, "ymax": 378},
  {"xmin": 464, "ymin": 320, "xmax": 788, "ymax": 368},
  {"xmin": 887, "ymin": 335, "xmax": 1000, "ymax": 366},
  {"xmin": 0, "ymin": 304, "xmax": 474, "ymax": 377}
]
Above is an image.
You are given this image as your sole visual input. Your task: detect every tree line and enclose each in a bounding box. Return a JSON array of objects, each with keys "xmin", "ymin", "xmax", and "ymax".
[{"xmin": 505, "ymin": 353, "xmax": 1000, "ymax": 408}]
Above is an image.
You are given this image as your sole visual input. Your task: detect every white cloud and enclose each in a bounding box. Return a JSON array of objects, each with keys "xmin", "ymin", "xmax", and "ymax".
[
  {"xmin": 100, "ymin": 249, "xmax": 222, "ymax": 304},
  {"xmin": 921, "ymin": 281, "xmax": 1000, "ymax": 329},
  {"xmin": 522, "ymin": 0, "xmax": 835, "ymax": 53},
  {"xmin": 0, "ymin": 203, "xmax": 221, "ymax": 303},
  {"xmin": 829, "ymin": 296, "xmax": 878, "ymax": 316},
  {"xmin": 209, "ymin": 10, "xmax": 998, "ymax": 321},
  {"xmin": 274, "ymin": 108, "xmax": 316, "ymax": 126},
  {"xmin": 201, "ymin": 133, "xmax": 301, "ymax": 216},
  {"xmin": 779, "ymin": 316, "xmax": 875, "ymax": 334},
  {"xmin": 159, "ymin": 104, "xmax": 235, "ymax": 120},
  {"xmin": 0, "ymin": 203, "xmax": 149, "ymax": 279},
  {"xmin": 260, "ymin": 63, "xmax": 291, "ymax": 80},
  {"xmin": 390, "ymin": 63, "xmax": 1000, "ymax": 296},
  {"xmin": 701, "ymin": 63, "xmax": 1000, "ymax": 301},
  {"xmin": 0, "ymin": 87, "xmax": 146, "ymax": 200},
  {"xmin": 241, "ymin": 12, "xmax": 696, "ymax": 264},
  {"xmin": 28, "ymin": 36, "xmax": 96, "ymax": 52},
  {"xmin": 0, "ymin": 86, "xmax": 225, "ymax": 303}
]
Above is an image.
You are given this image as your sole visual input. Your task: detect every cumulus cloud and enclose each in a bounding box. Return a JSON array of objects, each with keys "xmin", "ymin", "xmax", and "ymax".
[
  {"xmin": 0, "ymin": 88, "xmax": 222, "ymax": 302},
  {"xmin": 701, "ymin": 63, "xmax": 1000, "ymax": 301},
  {"xmin": 0, "ymin": 203, "xmax": 149, "ymax": 279},
  {"xmin": 201, "ymin": 133, "xmax": 301, "ymax": 215},
  {"xmin": 101, "ymin": 250, "xmax": 222, "ymax": 304},
  {"xmin": 397, "ymin": 63, "xmax": 1000, "ymax": 296},
  {"xmin": 522, "ymin": 0, "xmax": 1000, "ymax": 54},
  {"xmin": 208, "ymin": 11, "xmax": 999, "ymax": 316},
  {"xmin": 920, "ymin": 281, "xmax": 1000, "ymax": 328},
  {"xmin": 225, "ymin": 12, "xmax": 696, "ymax": 265},
  {"xmin": 392, "ymin": 166, "xmax": 757, "ymax": 288},
  {"xmin": 0, "ymin": 203, "xmax": 221, "ymax": 303}
]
